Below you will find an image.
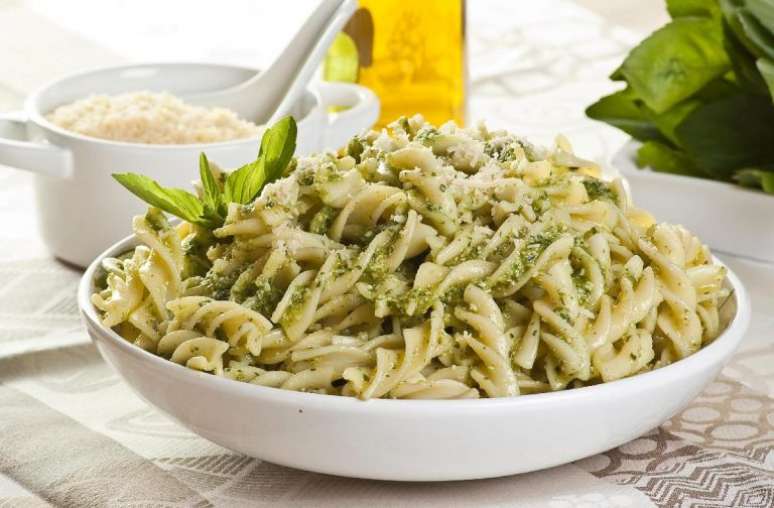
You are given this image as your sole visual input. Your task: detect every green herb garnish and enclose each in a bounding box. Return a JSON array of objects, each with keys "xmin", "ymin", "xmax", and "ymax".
[
  {"xmin": 735, "ymin": 167, "xmax": 774, "ymax": 192},
  {"xmin": 113, "ymin": 116, "xmax": 297, "ymax": 228},
  {"xmin": 586, "ymin": 0, "xmax": 774, "ymax": 194}
]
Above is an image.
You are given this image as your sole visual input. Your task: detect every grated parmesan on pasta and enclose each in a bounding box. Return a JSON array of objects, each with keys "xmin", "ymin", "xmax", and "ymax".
[
  {"xmin": 47, "ymin": 91, "xmax": 261, "ymax": 144},
  {"xmin": 92, "ymin": 115, "xmax": 730, "ymax": 399}
]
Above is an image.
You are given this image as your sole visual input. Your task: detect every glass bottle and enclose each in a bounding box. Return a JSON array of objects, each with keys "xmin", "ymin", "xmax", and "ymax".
[{"xmin": 325, "ymin": 0, "xmax": 467, "ymax": 128}]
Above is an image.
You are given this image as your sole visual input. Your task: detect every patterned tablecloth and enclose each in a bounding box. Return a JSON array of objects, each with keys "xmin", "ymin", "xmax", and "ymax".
[{"xmin": 1, "ymin": 1, "xmax": 773, "ymax": 506}]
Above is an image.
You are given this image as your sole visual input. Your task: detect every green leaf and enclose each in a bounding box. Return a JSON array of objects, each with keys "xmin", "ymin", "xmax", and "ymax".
[
  {"xmin": 259, "ymin": 116, "xmax": 297, "ymax": 179},
  {"xmin": 224, "ymin": 159, "xmax": 264, "ymax": 204},
  {"xmin": 723, "ymin": 19, "xmax": 770, "ymax": 95},
  {"xmin": 758, "ymin": 171, "xmax": 774, "ymax": 193},
  {"xmin": 746, "ymin": 0, "xmax": 774, "ymax": 33},
  {"xmin": 721, "ymin": 0, "xmax": 765, "ymax": 55},
  {"xmin": 585, "ymin": 88, "xmax": 666, "ymax": 142},
  {"xmin": 642, "ymin": 99, "xmax": 700, "ymax": 144},
  {"xmin": 113, "ymin": 173, "xmax": 205, "ymax": 225},
  {"xmin": 639, "ymin": 79, "xmax": 737, "ymax": 145},
  {"xmin": 756, "ymin": 57, "xmax": 774, "ymax": 98},
  {"xmin": 734, "ymin": 167, "xmax": 774, "ymax": 192},
  {"xmin": 199, "ymin": 153, "xmax": 221, "ymax": 210},
  {"xmin": 635, "ymin": 140, "xmax": 706, "ymax": 177},
  {"xmin": 609, "ymin": 65, "xmax": 625, "ymax": 81},
  {"xmin": 224, "ymin": 116, "xmax": 297, "ymax": 204},
  {"xmin": 675, "ymin": 93, "xmax": 774, "ymax": 178},
  {"xmin": 667, "ymin": 0, "xmax": 720, "ymax": 18},
  {"xmin": 114, "ymin": 117, "xmax": 298, "ymax": 229},
  {"xmin": 695, "ymin": 75, "xmax": 741, "ymax": 99},
  {"xmin": 738, "ymin": 7, "xmax": 774, "ymax": 59},
  {"xmin": 621, "ymin": 18, "xmax": 730, "ymax": 113}
]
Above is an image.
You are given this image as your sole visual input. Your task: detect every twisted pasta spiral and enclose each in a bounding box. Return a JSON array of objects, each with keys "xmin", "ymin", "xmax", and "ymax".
[{"xmin": 94, "ymin": 115, "xmax": 730, "ymax": 399}]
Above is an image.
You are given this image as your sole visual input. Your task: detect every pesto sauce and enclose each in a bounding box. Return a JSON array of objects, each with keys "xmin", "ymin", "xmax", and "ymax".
[
  {"xmin": 415, "ymin": 126, "xmax": 440, "ymax": 146},
  {"xmin": 492, "ymin": 236, "xmax": 516, "ymax": 259},
  {"xmin": 297, "ymin": 171, "xmax": 315, "ymax": 187},
  {"xmin": 182, "ymin": 229, "xmax": 215, "ymax": 278},
  {"xmin": 556, "ymin": 307, "xmax": 573, "ymax": 324},
  {"xmin": 490, "ymin": 226, "xmax": 565, "ymax": 293},
  {"xmin": 402, "ymin": 282, "xmax": 466, "ymax": 317},
  {"xmin": 531, "ymin": 192, "xmax": 552, "ymax": 215},
  {"xmin": 362, "ymin": 241, "xmax": 395, "ymax": 286},
  {"xmin": 245, "ymin": 278, "xmax": 283, "ymax": 317},
  {"xmin": 347, "ymin": 137, "xmax": 365, "ymax": 163},
  {"xmin": 309, "ymin": 206, "xmax": 338, "ymax": 235},
  {"xmin": 202, "ymin": 265, "xmax": 247, "ymax": 300},
  {"xmin": 446, "ymin": 241, "xmax": 485, "ymax": 266},
  {"xmin": 572, "ymin": 269, "xmax": 593, "ymax": 306},
  {"xmin": 582, "ymin": 178, "xmax": 617, "ymax": 201},
  {"xmin": 483, "ymin": 139, "xmax": 521, "ymax": 162},
  {"xmin": 315, "ymin": 162, "xmax": 344, "ymax": 185},
  {"xmin": 440, "ymin": 284, "xmax": 465, "ymax": 307},
  {"xmin": 406, "ymin": 287, "xmax": 434, "ymax": 315},
  {"xmin": 279, "ymin": 285, "xmax": 310, "ymax": 329},
  {"xmin": 397, "ymin": 117, "xmax": 411, "ymax": 133},
  {"xmin": 144, "ymin": 207, "xmax": 169, "ymax": 232}
]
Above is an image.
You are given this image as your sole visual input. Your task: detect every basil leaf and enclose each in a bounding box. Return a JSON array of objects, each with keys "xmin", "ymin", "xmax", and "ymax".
[
  {"xmin": 198, "ymin": 152, "xmax": 226, "ymax": 226},
  {"xmin": 734, "ymin": 168, "xmax": 774, "ymax": 192},
  {"xmin": 667, "ymin": 0, "xmax": 720, "ymax": 18},
  {"xmin": 621, "ymin": 18, "xmax": 730, "ymax": 113},
  {"xmin": 199, "ymin": 153, "xmax": 221, "ymax": 210},
  {"xmin": 609, "ymin": 65, "xmax": 625, "ymax": 81},
  {"xmin": 260, "ymin": 116, "xmax": 297, "ymax": 178},
  {"xmin": 113, "ymin": 173, "xmax": 205, "ymax": 225},
  {"xmin": 644, "ymin": 100, "xmax": 700, "ymax": 145},
  {"xmin": 738, "ymin": 8, "xmax": 774, "ymax": 59},
  {"xmin": 723, "ymin": 20, "xmax": 770, "ymax": 95},
  {"xmin": 721, "ymin": 0, "xmax": 764, "ymax": 57},
  {"xmin": 224, "ymin": 158, "xmax": 265, "ymax": 204},
  {"xmin": 585, "ymin": 88, "xmax": 666, "ymax": 142},
  {"xmin": 675, "ymin": 93, "xmax": 774, "ymax": 178},
  {"xmin": 224, "ymin": 116, "xmax": 297, "ymax": 204},
  {"xmin": 114, "ymin": 116, "xmax": 298, "ymax": 229},
  {"xmin": 746, "ymin": 0, "xmax": 774, "ymax": 33},
  {"xmin": 636, "ymin": 140, "xmax": 706, "ymax": 177},
  {"xmin": 756, "ymin": 57, "xmax": 774, "ymax": 99}
]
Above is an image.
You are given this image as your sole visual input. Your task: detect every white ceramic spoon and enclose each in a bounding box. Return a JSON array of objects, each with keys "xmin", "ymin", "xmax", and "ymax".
[{"xmin": 186, "ymin": 0, "xmax": 358, "ymax": 125}]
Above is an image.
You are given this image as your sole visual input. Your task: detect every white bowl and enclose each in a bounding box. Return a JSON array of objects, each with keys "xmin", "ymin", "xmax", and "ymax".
[
  {"xmin": 613, "ymin": 140, "xmax": 774, "ymax": 263},
  {"xmin": 78, "ymin": 234, "xmax": 751, "ymax": 481},
  {"xmin": 0, "ymin": 62, "xmax": 379, "ymax": 267}
]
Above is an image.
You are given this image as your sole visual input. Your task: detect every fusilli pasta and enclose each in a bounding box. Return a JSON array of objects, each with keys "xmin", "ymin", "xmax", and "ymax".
[{"xmin": 93, "ymin": 115, "xmax": 729, "ymax": 399}]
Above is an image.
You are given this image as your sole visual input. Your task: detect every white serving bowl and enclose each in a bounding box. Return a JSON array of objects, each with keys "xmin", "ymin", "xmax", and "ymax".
[
  {"xmin": 0, "ymin": 62, "xmax": 378, "ymax": 267},
  {"xmin": 78, "ymin": 234, "xmax": 750, "ymax": 482},
  {"xmin": 613, "ymin": 140, "xmax": 774, "ymax": 263}
]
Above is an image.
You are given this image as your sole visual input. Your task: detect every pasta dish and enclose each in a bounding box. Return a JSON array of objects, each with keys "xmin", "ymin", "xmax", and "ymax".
[{"xmin": 92, "ymin": 115, "xmax": 728, "ymax": 399}]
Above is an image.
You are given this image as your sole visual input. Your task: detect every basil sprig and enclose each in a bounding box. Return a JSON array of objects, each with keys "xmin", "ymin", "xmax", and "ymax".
[
  {"xmin": 586, "ymin": 0, "xmax": 774, "ymax": 194},
  {"xmin": 113, "ymin": 116, "xmax": 297, "ymax": 228}
]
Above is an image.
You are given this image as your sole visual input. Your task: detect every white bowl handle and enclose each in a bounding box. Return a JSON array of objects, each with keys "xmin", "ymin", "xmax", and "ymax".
[
  {"xmin": 0, "ymin": 111, "xmax": 72, "ymax": 178},
  {"xmin": 317, "ymin": 82, "xmax": 380, "ymax": 149}
]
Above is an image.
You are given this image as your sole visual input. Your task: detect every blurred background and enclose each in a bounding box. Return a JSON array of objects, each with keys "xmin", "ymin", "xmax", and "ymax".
[
  {"xmin": 0, "ymin": 0, "xmax": 666, "ymax": 132},
  {"xmin": 0, "ymin": 0, "xmax": 669, "ymax": 260}
]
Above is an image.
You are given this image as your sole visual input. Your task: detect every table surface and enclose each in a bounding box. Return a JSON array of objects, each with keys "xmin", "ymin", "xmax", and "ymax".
[{"xmin": 1, "ymin": 1, "xmax": 773, "ymax": 507}]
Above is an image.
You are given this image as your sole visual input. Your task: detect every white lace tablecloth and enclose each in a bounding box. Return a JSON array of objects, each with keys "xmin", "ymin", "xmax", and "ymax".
[{"xmin": 1, "ymin": 1, "xmax": 773, "ymax": 506}]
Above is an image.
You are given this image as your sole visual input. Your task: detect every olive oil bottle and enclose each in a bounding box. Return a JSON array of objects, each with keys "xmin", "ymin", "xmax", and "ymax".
[{"xmin": 324, "ymin": 0, "xmax": 467, "ymax": 127}]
